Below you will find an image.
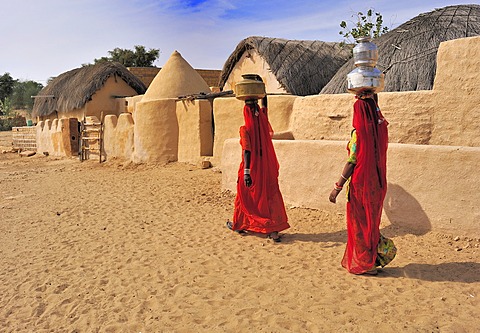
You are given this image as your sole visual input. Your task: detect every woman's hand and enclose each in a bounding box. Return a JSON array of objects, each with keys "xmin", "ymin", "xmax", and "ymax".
[
  {"xmin": 329, "ymin": 188, "xmax": 340, "ymax": 203},
  {"xmin": 244, "ymin": 174, "xmax": 252, "ymax": 187}
]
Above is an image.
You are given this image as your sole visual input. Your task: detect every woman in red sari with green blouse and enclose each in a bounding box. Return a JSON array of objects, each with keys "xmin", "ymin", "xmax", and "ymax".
[
  {"xmin": 226, "ymin": 93, "xmax": 290, "ymax": 242},
  {"xmin": 329, "ymin": 90, "xmax": 396, "ymax": 275}
]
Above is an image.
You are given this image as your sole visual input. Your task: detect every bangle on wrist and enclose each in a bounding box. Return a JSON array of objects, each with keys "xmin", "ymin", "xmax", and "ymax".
[
  {"xmin": 244, "ymin": 168, "xmax": 250, "ymax": 175},
  {"xmin": 340, "ymin": 174, "xmax": 348, "ymax": 181},
  {"xmin": 334, "ymin": 182, "xmax": 343, "ymax": 191}
]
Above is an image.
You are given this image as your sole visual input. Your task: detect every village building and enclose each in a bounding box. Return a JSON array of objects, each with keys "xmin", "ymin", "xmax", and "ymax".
[
  {"xmin": 31, "ymin": 62, "xmax": 146, "ymax": 122},
  {"xmin": 219, "ymin": 36, "xmax": 352, "ymax": 96},
  {"xmin": 117, "ymin": 50, "xmax": 213, "ymax": 164},
  {"xmin": 21, "ymin": 4, "xmax": 480, "ymax": 237}
]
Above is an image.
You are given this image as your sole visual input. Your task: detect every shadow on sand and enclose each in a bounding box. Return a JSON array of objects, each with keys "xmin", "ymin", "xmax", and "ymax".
[
  {"xmin": 283, "ymin": 230, "xmax": 347, "ymax": 245},
  {"xmin": 383, "ymin": 183, "xmax": 432, "ymax": 237},
  {"xmin": 378, "ymin": 262, "xmax": 480, "ymax": 283}
]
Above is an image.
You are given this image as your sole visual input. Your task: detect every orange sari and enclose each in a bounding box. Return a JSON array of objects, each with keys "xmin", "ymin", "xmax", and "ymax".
[{"xmin": 231, "ymin": 103, "xmax": 289, "ymax": 234}]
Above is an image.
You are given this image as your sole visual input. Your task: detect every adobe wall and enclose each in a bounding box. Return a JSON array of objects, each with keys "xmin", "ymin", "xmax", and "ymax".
[
  {"xmin": 125, "ymin": 95, "xmax": 144, "ymax": 113},
  {"xmin": 212, "ymin": 90, "xmax": 439, "ymax": 164},
  {"xmin": 176, "ymin": 99, "xmax": 213, "ymax": 164},
  {"xmin": 36, "ymin": 118, "xmax": 78, "ymax": 157},
  {"xmin": 287, "ymin": 37, "xmax": 480, "ymax": 147},
  {"xmin": 290, "ymin": 91, "xmax": 437, "ymax": 144},
  {"xmin": 96, "ymin": 98, "xmax": 215, "ymax": 164},
  {"xmin": 222, "ymin": 139, "xmax": 480, "ymax": 237},
  {"xmin": 219, "ymin": 37, "xmax": 480, "ymax": 236},
  {"xmin": 85, "ymin": 76, "xmax": 139, "ymax": 121},
  {"xmin": 195, "ymin": 69, "xmax": 222, "ymax": 88},
  {"xmin": 103, "ymin": 113, "xmax": 135, "ymax": 160},
  {"xmin": 132, "ymin": 99, "xmax": 179, "ymax": 164},
  {"xmin": 212, "ymin": 94, "xmax": 296, "ymax": 165},
  {"xmin": 215, "ymin": 37, "xmax": 480, "ymax": 162},
  {"xmin": 430, "ymin": 36, "xmax": 480, "ymax": 147}
]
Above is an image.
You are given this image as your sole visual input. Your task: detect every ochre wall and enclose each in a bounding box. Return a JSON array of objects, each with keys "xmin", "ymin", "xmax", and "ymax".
[
  {"xmin": 290, "ymin": 91, "xmax": 436, "ymax": 144},
  {"xmin": 102, "ymin": 98, "xmax": 215, "ymax": 164},
  {"xmin": 133, "ymin": 99, "xmax": 179, "ymax": 164},
  {"xmin": 222, "ymin": 50, "xmax": 287, "ymax": 94},
  {"xmin": 125, "ymin": 95, "xmax": 144, "ymax": 114},
  {"xmin": 36, "ymin": 118, "xmax": 78, "ymax": 157},
  {"xmin": 430, "ymin": 36, "xmax": 480, "ymax": 147},
  {"xmin": 85, "ymin": 76, "xmax": 139, "ymax": 120},
  {"xmin": 176, "ymin": 99, "xmax": 213, "ymax": 164},
  {"xmin": 212, "ymin": 95, "xmax": 297, "ymax": 165},
  {"xmin": 103, "ymin": 113, "xmax": 135, "ymax": 160},
  {"xmin": 221, "ymin": 139, "xmax": 480, "ymax": 237},
  {"xmin": 219, "ymin": 37, "xmax": 480, "ymax": 236}
]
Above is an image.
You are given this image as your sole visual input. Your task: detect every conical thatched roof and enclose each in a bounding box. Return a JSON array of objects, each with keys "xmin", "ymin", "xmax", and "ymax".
[
  {"xmin": 321, "ymin": 4, "xmax": 480, "ymax": 94},
  {"xmin": 32, "ymin": 62, "xmax": 146, "ymax": 117},
  {"xmin": 142, "ymin": 50, "xmax": 211, "ymax": 102},
  {"xmin": 219, "ymin": 36, "xmax": 352, "ymax": 96}
]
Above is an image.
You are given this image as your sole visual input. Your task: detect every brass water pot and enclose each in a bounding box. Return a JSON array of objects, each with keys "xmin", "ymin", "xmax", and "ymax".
[{"xmin": 234, "ymin": 74, "xmax": 266, "ymax": 100}]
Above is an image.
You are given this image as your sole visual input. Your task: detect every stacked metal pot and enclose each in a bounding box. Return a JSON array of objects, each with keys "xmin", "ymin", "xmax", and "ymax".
[{"xmin": 347, "ymin": 36, "xmax": 384, "ymax": 94}]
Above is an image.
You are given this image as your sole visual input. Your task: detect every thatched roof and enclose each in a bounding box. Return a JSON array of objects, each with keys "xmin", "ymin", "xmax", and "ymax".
[
  {"xmin": 321, "ymin": 4, "xmax": 480, "ymax": 94},
  {"xmin": 32, "ymin": 62, "xmax": 146, "ymax": 117},
  {"xmin": 219, "ymin": 36, "xmax": 352, "ymax": 96}
]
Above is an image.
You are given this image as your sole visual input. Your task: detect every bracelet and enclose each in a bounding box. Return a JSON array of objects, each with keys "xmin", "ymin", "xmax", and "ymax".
[
  {"xmin": 334, "ymin": 182, "xmax": 343, "ymax": 191},
  {"xmin": 244, "ymin": 168, "xmax": 251, "ymax": 175},
  {"xmin": 340, "ymin": 174, "xmax": 348, "ymax": 181}
]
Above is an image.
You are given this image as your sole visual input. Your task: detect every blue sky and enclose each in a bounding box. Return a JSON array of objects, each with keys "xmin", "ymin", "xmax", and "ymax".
[{"xmin": 0, "ymin": 0, "xmax": 473, "ymax": 84}]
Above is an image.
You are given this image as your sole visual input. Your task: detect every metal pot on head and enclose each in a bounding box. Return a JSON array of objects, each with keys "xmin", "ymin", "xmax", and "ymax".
[
  {"xmin": 347, "ymin": 66, "xmax": 384, "ymax": 94},
  {"xmin": 235, "ymin": 74, "xmax": 266, "ymax": 101},
  {"xmin": 347, "ymin": 36, "xmax": 384, "ymax": 94}
]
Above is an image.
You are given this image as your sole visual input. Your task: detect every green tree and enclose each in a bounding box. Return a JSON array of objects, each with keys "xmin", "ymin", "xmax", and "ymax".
[
  {"xmin": 339, "ymin": 9, "xmax": 389, "ymax": 44},
  {"xmin": 11, "ymin": 80, "xmax": 44, "ymax": 112},
  {"xmin": 94, "ymin": 45, "xmax": 160, "ymax": 67},
  {"xmin": 0, "ymin": 73, "xmax": 16, "ymax": 101},
  {"xmin": 0, "ymin": 97, "xmax": 13, "ymax": 116}
]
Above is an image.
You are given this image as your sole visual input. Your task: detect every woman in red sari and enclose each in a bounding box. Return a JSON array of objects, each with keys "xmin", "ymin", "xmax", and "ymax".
[
  {"xmin": 329, "ymin": 90, "xmax": 395, "ymax": 275},
  {"xmin": 226, "ymin": 94, "xmax": 290, "ymax": 242}
]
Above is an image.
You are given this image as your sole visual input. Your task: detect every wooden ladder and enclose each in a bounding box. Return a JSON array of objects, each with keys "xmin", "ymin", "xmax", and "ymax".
[{"xmin": 79, "ymin": 115, "xmax": 103, "ymax": 162}]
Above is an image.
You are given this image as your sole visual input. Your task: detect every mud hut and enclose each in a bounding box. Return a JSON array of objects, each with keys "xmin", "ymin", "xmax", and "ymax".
[
  {"xmin": 321, "ymin": 4, "xmax": 480, "ymax": 94},
  {"xmin": 219, "ymin": 36, "xmax": 352, "ymax": 96},
  {"xmin": 133, "ymin": 50, "xmax": 213, "ymax": 164},
  {"xmin": 32, "ymin": 62, "xmax": 146, "ymax": 121}
]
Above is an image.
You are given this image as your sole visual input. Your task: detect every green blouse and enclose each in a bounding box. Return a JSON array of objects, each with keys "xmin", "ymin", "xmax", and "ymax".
[{"xmin": 347, "ymin": 130, "xmax": 357, "ymax": 165}]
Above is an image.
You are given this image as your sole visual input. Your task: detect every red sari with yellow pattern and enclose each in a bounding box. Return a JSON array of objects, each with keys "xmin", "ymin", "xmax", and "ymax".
[
  {"xmin": 342, "ymin": 97, "xmax": 389, "ymax": 274},
  {"xmin": 231, "ymin": 103, "xmax": 290, "ymax": 234}
]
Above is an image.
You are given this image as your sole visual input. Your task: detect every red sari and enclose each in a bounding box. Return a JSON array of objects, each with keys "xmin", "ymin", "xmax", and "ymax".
[
  {"xmin": 232, "ymin": 103, "xmax": 290, "ymax": 234},
  {"xmin": 342, "ymin": 97, "xmax": 388, "ymax": 274}
]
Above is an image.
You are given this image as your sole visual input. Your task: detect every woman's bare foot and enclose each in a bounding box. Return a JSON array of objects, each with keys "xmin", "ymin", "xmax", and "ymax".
[{"xmin": 268, "ymin": 232, "xmax": 281, "ymax": 242}]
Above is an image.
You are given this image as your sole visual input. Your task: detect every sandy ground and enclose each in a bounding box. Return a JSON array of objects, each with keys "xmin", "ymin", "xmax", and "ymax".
[{"xmin": 1, "ymin": 131, "xmax": 479, "ymax": 333}]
